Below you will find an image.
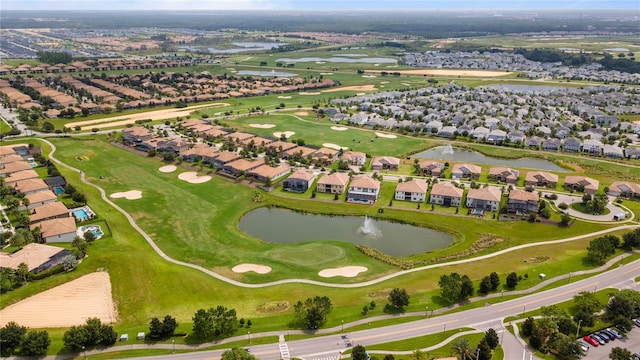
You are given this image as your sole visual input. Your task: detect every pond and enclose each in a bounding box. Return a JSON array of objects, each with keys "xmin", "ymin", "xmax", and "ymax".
[
  {"xmin": 413, "ymin": 145, "xmax": 567, "ymax": 172},
  {"xmin": 238, "ymin": 207, "xmax": 453, "ymax": 257},
  {"xmin": 177, "ymin": 42, "xmax": 284, "ymax": 54},
  {"xmin": 236, "ymin": 70, "xmax": 298, "ymax": 77},
  {"xmin": 276, "ymin": 57, "xmax": 398, "ymax": 64}
]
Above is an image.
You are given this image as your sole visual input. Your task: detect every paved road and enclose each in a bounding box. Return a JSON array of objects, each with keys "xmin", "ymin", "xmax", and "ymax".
[{"xmin": 70, "ymin": 259, "xmax": 637, "ymax": 360}]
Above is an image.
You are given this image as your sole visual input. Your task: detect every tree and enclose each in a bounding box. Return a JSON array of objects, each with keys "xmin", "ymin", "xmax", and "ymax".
[
  {"xmin": 220, "ymin": 347, "xmax": 258, "ymax": 360},
  {"xmin": 63, "ymin": 325, "xmax": 89, "ymax": 351},
  {"xmin": 521, "ymin": 317, "xmax": 535, "ymax": 337},
  {"xmin": 20, "ymin": 330, "xmax": 50, "ymax": 356},
  {"xmin": 607, "ymin": 290, "xmax": 640, "ymax": 319},
  {"xmin": 149, "ymin": 317, "xmax": 164, "ymax": 339},
  {"xmin": 451, "ymin": 338, "xmax": 474, "ymax": 360},
  {"xmin": 0, "ymin": 321, "xmax": 27, "ymax": 356},
  {"xmin": 556, "ymin": 317, "xmax": 577, "ymax": 337},
  {"xmin": 560, "ymin": 213, "xmax": 572, "ymax": 226},
  {"xmin": 72, "ymin": 236, "xmax": 88, "ymax": 259},
  {"xmin": 438, "ymin": 272, "xmax": 476, "ymax": 302},
  {"xmin": 587, "ymin": 236, "xmax": 617, "ymax": 264},
  {"xmin": 573, "ymin": 310, "xmax": 595, "ymax": 328},
  {"xmin": 192, "ymin": 308, "xmax": 214, "ymax": 340},
  {"xmin": 586, "ymin": 193, "xmax": 609, "ymax": 214},
  {"xmin": 351, "ymin": 345, "xmax": 368, "ymax": 360},
  {"xmin": 609, "ymin": 347, "xmax": 632, "ymax": 360},
  {"xmin": 460, "ymin": 275, "xmax": 474, "ymax": 299},
  {"xmin": 383, "ymin": 355, "xmax": 395, "ymax": 360},
  {"xmin": 161, "ymin": 315, "xmax": 178, "ymax": 338},
  {"xmin": 573, "ymin": 291, "xmax": 602, "ymax": 314},
  {"xmin": 622, "ymin": 228, "xmax": 640, "ymax": 250},
  {"xmin": 388, "ymin": 288, "xmax": 410, "ymax": 310},
  {"xmin": 506, "ymin": 272, "xmax": 519, "ymax": 288},
  {"xmin": 294, "ymin": 296, "xmax": 333, "ymax": 328},
  {"xmin": 484, "ymin": 328, "xmax": 499, "ymax": 349},
  {"xmin": 16, "ymin": 262, "xmax": 29, "ymax": 283},
  {"xmin": 477, "ymin": 338, "xmax": 492, "ymax": 360},
  {"xmin": 550, "ymin": 333, "xmax": 581, "ymax": 360},
  {"xmin": 478, "ymin": 276, "xmax": 492, "ymax": 294},
  {"xmin": 489, "ymin": 272, "xmax": 500, "ymax": 291}
]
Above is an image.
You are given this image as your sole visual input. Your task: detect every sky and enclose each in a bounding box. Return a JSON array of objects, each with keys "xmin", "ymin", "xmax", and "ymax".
[{"xmin": 1, "ymin": 0, "xmax": 639, "ymax": 11}]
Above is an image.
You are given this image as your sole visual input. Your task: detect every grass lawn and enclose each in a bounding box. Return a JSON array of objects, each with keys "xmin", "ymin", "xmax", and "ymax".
[{"xmin": 570, "ymin": 202, "xmax": 611, "ymax": 216}]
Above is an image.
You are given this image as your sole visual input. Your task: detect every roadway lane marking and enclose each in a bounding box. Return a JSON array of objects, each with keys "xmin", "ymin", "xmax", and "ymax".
[
  {"xmin": 498, "ymin": 283, "xmax": 593, "ymax": 313},
  {"xmin": 624, "ymin": 265, "xmax": 640, "ymax": 274}
]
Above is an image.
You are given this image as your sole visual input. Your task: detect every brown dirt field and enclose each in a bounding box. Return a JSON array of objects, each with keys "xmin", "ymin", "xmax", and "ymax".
[
  {"xmin": 322, "ymin": 85, "xmax": 377, "ymax": 93},
  {"xmin": 0, "ymin": 272, "xmax": 117, "ymax": 328},
  {"xmin": 366, "ymin": 69, "xmax": 512, "ymax": 77},
  {"xmin": 65, "ymin": 103, "xmax": 230, "ymax": 130}
]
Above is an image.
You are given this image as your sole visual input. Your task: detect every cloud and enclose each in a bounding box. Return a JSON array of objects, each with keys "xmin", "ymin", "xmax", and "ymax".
[{"xmin": 2, "ymin": 0, "xmax": 291, "ymax": 10}]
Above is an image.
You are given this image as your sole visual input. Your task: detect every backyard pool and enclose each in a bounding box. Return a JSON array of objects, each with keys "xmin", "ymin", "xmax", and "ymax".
[
  {"xmin": 53, "ymin": 186, "xmax": 65, "ymax": 195},
  {"xmin": 70, "ymin": 206, "xmax": 95, "ymax": 222},
  {"xmin": 77, "ymin": 225, "xmax": 104, "ymax": 239}
]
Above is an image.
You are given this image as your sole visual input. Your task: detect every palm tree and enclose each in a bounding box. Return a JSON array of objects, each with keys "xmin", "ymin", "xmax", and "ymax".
[{"xmin": 451, "ymin": 338, "xmax": 474, "ymax": 360}]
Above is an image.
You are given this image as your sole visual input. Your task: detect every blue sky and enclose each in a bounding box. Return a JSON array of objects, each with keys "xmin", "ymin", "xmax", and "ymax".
[{"xmin": 2, "ymin": 0, "xmax": 638, "ymax": 10}]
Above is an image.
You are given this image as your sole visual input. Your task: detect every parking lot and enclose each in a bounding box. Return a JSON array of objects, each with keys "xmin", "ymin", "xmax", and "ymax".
[{"xmin": 583, "ymin": 327, "xmax": 640, "ymax": 359}]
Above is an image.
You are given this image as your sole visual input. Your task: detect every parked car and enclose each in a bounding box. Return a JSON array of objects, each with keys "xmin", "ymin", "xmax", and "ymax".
[
  {"xmin": 597, "ymin": 330, "xmax": 613, "ymax": 341},
  {"xmin": 606, "ymin": 328, "xmax": 623, "ymax": 339},
  {"xmin": 590, "ymin": 333, "xmax": 606, "ymax": 345},
  {"xmin": 633, "ymin": 318, "xmax": 640, "ymax": 327},
  {"xmin": 578, "ymin": 341, "xmax": 589, "ymax": 354},
  {"xmin": 583, "ymin": 335, "xmax": 599, "ymax": 347}
]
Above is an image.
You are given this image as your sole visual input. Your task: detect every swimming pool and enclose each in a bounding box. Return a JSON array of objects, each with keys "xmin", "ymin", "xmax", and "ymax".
[
  {"xmin": 78, "ymin": 225, "xmax": 104, "ymax": 239},
  {"xmin": 53, "ymin": 186, "xmax": 65, "ymax": 195},
  {"xmin": 72, "ymin": 208, "xmax": 89, "ymax": 221}
]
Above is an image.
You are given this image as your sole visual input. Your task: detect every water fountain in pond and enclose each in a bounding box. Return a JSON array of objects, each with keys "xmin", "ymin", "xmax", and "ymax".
[
  {"xmin": 358, "ymin": 215, "xmax": 382, "ymax": 238},
  {"xmin": 441, "ymin": 144, "xmax": 454, "ymax": 155}
]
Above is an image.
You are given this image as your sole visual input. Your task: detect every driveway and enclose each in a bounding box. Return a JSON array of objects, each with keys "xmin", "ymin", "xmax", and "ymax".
[{"xmin": 544, "ymin": 192, "xmax": 623, "ymax": 222}]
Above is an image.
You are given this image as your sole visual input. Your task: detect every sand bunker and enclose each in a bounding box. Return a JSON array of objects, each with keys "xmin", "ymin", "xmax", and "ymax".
[
  {"xmin": 299, "ymin": 92, "xmax": 321, "ymax": 95},
  {"xmin": 277, "ymin": 96, "xmax": 292, "ymax": 99},
  {"xmin": 320, "ymin": 72, "xmax": 334, "ymax": 75},
  {"xmin": 294, "ymin": 111, "xmax": 309, "ymax": 116},
  {"xmin": 159, "ymin": 165, "xmax": 177, "ymax": 173},
  {"xmin": 356, "ymin": 93, "xmax": 366, "ymax": 96},
  {"xmin": 319, "ymin": 266, "xmax": 368, "ymax": 278},
  {"xmin": 323, "ymin": 85, "xmax": 377, "ymax": 93},
  {"xmin": 0, "ymin": 272, "xmax": 116, "ymax": 328},
  {"xmin": 232, "ymin": 263, "xmax": 272, "ymax": 274},
  {"xmin": 331, "ymin": 126, "xmax": 349, "ymax": 131},
  {"xmin": 322, "ymin": 143, "xmax": 349, "ymax": 151},
  {"xmin": 362, "ymin": 75, "xmax": 377, "ymax": 78},
  {"xmin": 380, "ymin": 81, "xmax": 389, "ymax": 84},
  {"xmin": 110, "ymin": 190, "xmax": 142, "ymax": 200},
  {"xmin": 178, "ymin": 172, "xmax": 212, "ymax": 184},
  {"xmin": 250, "ymin": 123, "xmax": 276, "ymax": 129},
  {"xmin": 376, "ymin": 132, "xmax": 397, "ymax": 139},
  {"xmin": 274, "ymin": 131, "xmax": 295, "ymax": 138}
]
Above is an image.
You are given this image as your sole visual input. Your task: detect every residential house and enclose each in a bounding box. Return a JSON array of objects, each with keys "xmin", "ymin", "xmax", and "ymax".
[
  {"xmin": 486, "ymin": 129, "xmax": 507, "ymax": 144},
  {"xmin": 312, "ymin": 147, "xmax": 339, "ymax": 166},
  {"xmin": 122, "ymin": 126, "xmax": 155, "ymax": 143},
  {"xmin": 21, "ymin": 190, "xmax": 57, "ymax": 210},
  {"xmin": 265, "ymin": 141, "xmax": 297, "ymax": 155},
  {"xmin": 283, "ymin": 146, "xmax": 318, "ymax": 160},
  {"xmin": 14, "ymin": 178, "xmax": 49, "ymax": 195},
  {"xmin": 508, "ymin": 189, "xmax": 539, "ymax": 213},
  {"xmin": 626, "ymin": 147, "xmax": 640, "ymax": 159},
  {"xmin": 346, "ymin": 175, "xmax": 381, "ymax": 205},
  {"xmin": 394, "ymin": 179, "xmax": 428, "ymax": 202},
  {"xmin": 247, "ymin": 164, "xmax": 292, "ymax": 183},
  {"xmin": 31, "ymin": 217, "xmax": 77, "ymax": 243},
  {"xmin": 542, "ymin": 138, "xmax": 561, "ymax": 151},
  {"xmin": 0, "ymin": 161, "xmax": 33, "ymax": 177},
  {"xmin": 283, "ymin": 168, "xmax": 317, "ymax": 193},
  {"xmin": 419, "ymin": 161, "xmax": 445, "ymax": 178},
  {"xmin": 564, "ymin": 176, "xmax": 600, "ymax": 195},
  {"xmin": 0, "ymin": 243, "xmax": 73, "ymax": 273},
  {"xmin": 607, "ymin": 181, "xmax": 640, "ymax": 198},
  {"xmin": 429, "ymin": 182, "xmax": 463, "ymax": 207},
  {"xmin": 562, "ymin": 137, "xmax": 582, "ymax": 152},
  {"xmin": 342, "ymin": 151, "xmax": 367, "ymax": 166},
  {"xmin": 29, "ymin": 202, "xmax": 70, "ymax": 224},
  {"xmin": 507, "ymin": 131, "xmax": 525, "ymax": 144},
  {"xmin": 5, "ymin": 169, "xmax": 39, "ymax": 185},
  {"xmin": 582, "ymin": 139, "xmax": 603, "ymax": 156},
  {"xmin": 471, "ymin": 126, "xmax": 490, "ymax": 140},
  {"xmin": 0, "ymin": 154, "xmax": 25, "ymax": 165},
  {"xmin": 180, "ymin": 144, "xmax": 219, "ymax": 164},
  {"xmin": 451, "ymin": 163, "xmax": 481, "ymax": 180},
  {"xmin": 525, "ymin": 171, "xmax": 559, "ymax": 189},
  {"xmin": 210, "ymin": 151, "xmax": 240, "ymax": 169},
  {"xmin": 157, "ymin": 138, "xmax": 191, "ymax": 154},
  {"xmin": 603, "ymin": 144, "xmax": 624, "ymax": 159},
  {"xmin": 221, "ymin": 158, "xmax": 265, "ymax": 178},
  {"xmin": 488, "ymin": 167, "xmax": 519, "ymax": 184},
  {"xmin": 316, "ymin": 172, "xmax": 350, "ymax": 194},
  {"xmin": 525, "ymin": 136, "xmax": 542, "ymax": 149},
  {"xmin": 466, "ymin": 187, "xmax": 502, "ymax": 212},
  {"xmin": 437, "ymin": 126, "xmax": 457, "ymax": 138},
  {"xmin": 371, "ymin": 156, "xmax": 400, "ymax": 171},
  {"xmin": 43, "ymin": 176, "xmax": 66, "ymax": 192},
  {"xmin": 226, "ymin": 132, "xmax": 255, "ymax": 143}
]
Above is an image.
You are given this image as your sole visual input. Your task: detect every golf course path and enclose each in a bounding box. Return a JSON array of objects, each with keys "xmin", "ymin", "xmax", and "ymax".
[{"xmin": 41, "ymin": 138, "xmax": 640, "ymax": 288}]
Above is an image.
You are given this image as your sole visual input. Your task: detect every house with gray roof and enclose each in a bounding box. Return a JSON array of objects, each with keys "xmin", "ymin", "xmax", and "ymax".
[
  {"xmin": 625, "ymin": 147, "xmax": 640, "ymax": 159},
  {"xmin": 472, "ymin": 126, "xmax": 490, "ymax": 140},
  {"xmin": 507, "ymin": 131, "xmax": 525, "ymax": 144},
  {"xmin": 542, "ymin": 138, "xmax": 561, "ymax": 151},
  {"xmin": 603, "ymin": 144, "xmax": 624, "ymax": 159},
  {"xmin": 525, "ymin": 136, "xmax": 542, "ymax": 148},
  {"xmin": 562, "ymin": 137, "xmax": 582, "ymax": 152},
  {"xmin": 486, "ymin": 129, "xmax": 507, "ymax": 144},
  {"xmin": 437, "ymin": 126, "xmax": 457, "ymax": 138},
  {"xmin": 582, "ymin": 139, "xmax": 603, "ymax": 156}
]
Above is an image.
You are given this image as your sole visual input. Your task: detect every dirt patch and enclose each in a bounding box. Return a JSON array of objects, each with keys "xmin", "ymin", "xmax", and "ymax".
[
  {"xmin": 65, "ymin": 103, "xmax": 229, "ymax": 130},
  {"xmin": 375, "ymin": 132, "xmax": 397, "ymax": 139},
  {"xmin": 562, "ymin": 162, "xmax": 584, "ymax": 173},
  {"xmin": 322, "ymin": 84, "xmax": 377, "ymax": 93},
  {"xmin": 273, "ymin": 131, "xmax": 295, "ymax": 138},
  {"xmin": 368, "ymin": 69, "xmax": 511, "ymax": 77},
  {"xmin": 178, "ymin": 171, "xmax": 211, "ymax": 184},
  {"xmin": 159, "ymin": 165, "xmax": 177, "ymax": 173},
  {"xmin": 318, "ymin": 266, "xmax": 368, "ymax": 278},
  {"xmin": 249, "ymin": 124, "xmax": 276, "ymax": 129},
  {"xmin": 110, "ymin": 190, "xmax": 142, "ymax": 200},
  {"xmin": 322, "ymin": 143, "xmax": 349, "ymax": 151},
  {"xmin": 368, "ymin": 289, "xmax": 391, "ymax": 299},
  {"xmin": 294, "ymin": 111, "xmax": 309, "ymax": 116},
  {"xmin": 232, "ymin": 263, "xmax": 272, "ymax": 274},
  {"xmin": 524, "ymin": 256, "xmax": 551, "ymax": 264},
  {"xmin": 256, "ymin": 301, "xmax": 290, "ymax": 314},
  {"xmin": 0, "ymin": 272, "xmax": 116, "ymax": 328},
  {"xmin": 331, "ymin": 126, "xmax": 349, "ymax": 131}
]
